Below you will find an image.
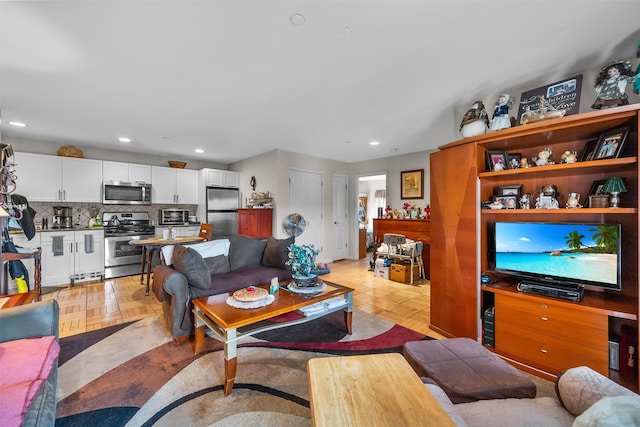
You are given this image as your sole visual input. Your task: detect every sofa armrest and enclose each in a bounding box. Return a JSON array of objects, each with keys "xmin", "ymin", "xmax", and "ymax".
[
  {"xmin": 0, "ymin": 300, "xmax": 59, "ymax": 342},
  {"xmin": 556, "ymin": 366, "xmax": 638, "ymax": 416}
]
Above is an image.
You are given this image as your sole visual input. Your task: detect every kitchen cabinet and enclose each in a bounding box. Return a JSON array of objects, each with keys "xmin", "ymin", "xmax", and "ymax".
[
  {"xmin": 40, "ymin": 230, "xmax": 104, "ymax": 286},
  {"xmin": 103, "ymin": 161, "xmax": 152, "ymax": 183},
  {"xmin": 237, "ymin": 209, "xmax": 272, "ymax": 238},
  {"xmin": 15, "ymin": 152, "xmax": 103, "ymax": 202},
  {"xmin": 151, "ymin": 166, "xmax": 198, "ymax": 204},
  {"xmin": 201, "ymin": 168, "xmax": 240, "ymax": 188},
  {"xmin": 155, "ymin": 225, "xmax": 201, "ymax": 238}
]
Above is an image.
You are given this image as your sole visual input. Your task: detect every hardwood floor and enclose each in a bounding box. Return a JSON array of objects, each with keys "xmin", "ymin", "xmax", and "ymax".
[{"xmin": 42, "ymin": 256, "xmax": 445, "ymax": 339}]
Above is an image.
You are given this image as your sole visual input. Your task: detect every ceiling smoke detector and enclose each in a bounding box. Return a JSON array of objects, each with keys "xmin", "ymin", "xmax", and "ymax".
[{"xmin": 289, "ymin": 13, "xmax": 305, "ymax": 25}]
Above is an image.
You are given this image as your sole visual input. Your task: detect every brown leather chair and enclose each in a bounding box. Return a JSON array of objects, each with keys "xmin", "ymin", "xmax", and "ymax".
[{"xmin": 199, "ymin": 224, "xmax": 213, "ymax": 241}]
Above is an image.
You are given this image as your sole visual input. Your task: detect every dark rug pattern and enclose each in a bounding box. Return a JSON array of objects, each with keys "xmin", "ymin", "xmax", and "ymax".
[{"xmin": 55, "ymin": 310, "xmax": 430, "ymax": 426}]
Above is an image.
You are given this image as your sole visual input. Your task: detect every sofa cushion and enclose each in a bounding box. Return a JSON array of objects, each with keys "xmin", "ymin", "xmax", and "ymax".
[
  {"xmin": 204, "ymin": 254, "xmax": 230, "ymax": 274},
  {"xmin": 172, "ymin": 245, "xmax": 211, "ymax": 290},
  {"xmin": 162, "ymin": 239, "xmax": 230, "ymax": 266},
  {"xmin": 189, "ymin": 265, "xmax": 293, "ymax": 299},
  {"xmin": 573, "ymin": 395, "xmax": 640, "ymax": 427},
  {"xmin": 0, "ymin": 335, "xmax": 60, "ymax": 427},
  {"xmin": 261, "ymin": 236, "xmax": 294, "ymax": 268},
  {"xmin": 229, "ymin": 235, "xmax": 267, "ymax": 270}
]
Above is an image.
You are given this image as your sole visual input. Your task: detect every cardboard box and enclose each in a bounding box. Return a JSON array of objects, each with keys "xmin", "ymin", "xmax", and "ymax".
[
  {"xmin": 374, "ymin": 266, "xmax": 390, "ymax": 279},
  {"xmin": 390, "ymin": 263, "xmax": 420, "ymax": 284}
]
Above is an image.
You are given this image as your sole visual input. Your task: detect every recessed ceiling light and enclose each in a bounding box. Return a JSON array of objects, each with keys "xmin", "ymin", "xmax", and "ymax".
[
  {"xmin": 290, "ymin": 13, "xmax": 305, "ymax": 25},
  {"xmin": 9, "ymin": 121, "xmax": 27, "ymax": 127},
  {"xmin": 118, "ymin": 137, "xmax": 131, "ymax": 143},
  {"xmin": 195, "ymin": 149, "xmax": 204, "ymax": 154},
  {"xmin": 369, "ymin": 141, "xmax": 380, "ymax": 146}
]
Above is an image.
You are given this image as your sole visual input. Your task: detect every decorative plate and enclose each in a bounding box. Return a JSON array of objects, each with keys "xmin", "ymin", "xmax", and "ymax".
[
  {"xmin": 226, "ymin": 294, "xmax": 275, "ymax": 309},
  {"xmin": 287, "ymin": 282, "xmax": 327, "ymax": 294}
]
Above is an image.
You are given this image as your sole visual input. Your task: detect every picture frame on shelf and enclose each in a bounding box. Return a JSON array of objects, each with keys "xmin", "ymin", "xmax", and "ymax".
[
  {"xmin": 579, "ymin": 138, "xmax": 599, "ymax": 161},
  {"xmin": 593, "ymin": 126, "xmax": 630, "ymax": 160},
  {"xmin": 507, "ymin": 152, "xmax": 522, "ymax": 169},
  {"xmin": 492, "ymin": 194, "xmax": 518, "ymax": 209},
  {"xmin": 485, "ymin": 150, "xmax": 509, "ymax": 172},
  {"xmin": 400, "ymin": 169, "xmax": 424, "ymax": 200},
  {"xmin": 587, "ymin": 179, "xmax": 608, "ymax": 197},
  {"xmin": 536, "ymin": 195, "xmax": 556, "ymax": 209},
  {"xmin": 497, "ymin": 184, "xmax": 523, "ymax": 197}
]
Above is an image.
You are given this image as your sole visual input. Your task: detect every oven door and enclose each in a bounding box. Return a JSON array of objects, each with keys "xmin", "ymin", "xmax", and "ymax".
[{"xmin": 104, "ymin": 235, "xmax": 145, "ymax": 278}]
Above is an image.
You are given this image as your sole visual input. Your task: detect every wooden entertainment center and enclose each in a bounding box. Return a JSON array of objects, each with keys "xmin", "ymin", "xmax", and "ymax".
[{"xmin": 430, "ymin": 104, "xmax": 639, "ymax": 391}]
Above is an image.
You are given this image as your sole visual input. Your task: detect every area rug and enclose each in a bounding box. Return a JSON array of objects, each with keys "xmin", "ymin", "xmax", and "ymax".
[{"xmin": 55, "ymin": 309, "xmax": 430, "ymax": 426}]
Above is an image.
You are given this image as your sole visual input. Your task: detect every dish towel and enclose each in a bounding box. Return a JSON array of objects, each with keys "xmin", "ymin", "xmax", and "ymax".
[
  {"xmin": 52, "ymin": 235, "xmax": 64, "ymax": 256},
  {"xmin": 84, "ymin": 234, "xmax": 94, "ymax": 254}
]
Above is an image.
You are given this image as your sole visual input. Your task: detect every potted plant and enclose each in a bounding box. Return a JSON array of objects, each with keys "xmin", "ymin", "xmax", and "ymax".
[{"xmin": 286, "ymin": 244, "xmax": 320, "ymax": 287}]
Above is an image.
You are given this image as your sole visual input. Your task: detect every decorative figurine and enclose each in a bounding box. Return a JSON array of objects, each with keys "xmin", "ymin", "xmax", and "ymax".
[
  {"xmin": 520, "ymin": 158, "xmax": 530, "ymax": 168},
  {"xmin": 634, "ymin": 43, "xmax": 640, "ymax": 95},
  {"xmin": 490, "ymin": 94, "xmax": 515, "ymax": 132},
  {"xmin": 566, "ymin": 192, "xmax": 582, "ymax": 209},
  {"xmin": 459, "ymin": 100, "xmax": 489, "ymax": 138},
  {"xmin": 590, "ymin": 60, "xmax": 635, "ymax": 109},
  {"xmin": 535, "ymin": 184, "xmax": 560, "ymax": 209},
  {"xmin": 532, "ymin": 147, "xmax": 553, "ymax": 166},
  {"xmin": 561, "ymin": 150, "xmax": 578, "ymax": 164},
  {"xmin": 519, "ymin": 194, "xmax": 532, "ymax": 209}
]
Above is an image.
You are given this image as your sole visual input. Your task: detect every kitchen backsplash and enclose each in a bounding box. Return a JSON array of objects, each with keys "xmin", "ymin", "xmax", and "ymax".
[{"xmin": 29, "ymin": 202, "xmax": 198, "ymax": 228}]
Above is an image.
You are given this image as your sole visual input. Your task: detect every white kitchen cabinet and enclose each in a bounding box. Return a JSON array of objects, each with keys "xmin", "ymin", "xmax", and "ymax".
[
  {"xmin": 152, "ymin": 166, "xmax": 198, "ymax": 204},
  {"xmin": 4, "ymin": 232, "xmax": 40, "ymax": 293},
  {"xmin": 201, "ymin": 168, "xmax": 239, "ymax": 188},
  {"xmin": 15, "ymin": 152, "xmax": 103, "ymax": 202},
  {"xmin": 40, "ymin": 230, "xmax": 104, "ymax": 286},
  {"xmin": 103, "ymin": 161, "xmax": 152, "ymax": 183}
]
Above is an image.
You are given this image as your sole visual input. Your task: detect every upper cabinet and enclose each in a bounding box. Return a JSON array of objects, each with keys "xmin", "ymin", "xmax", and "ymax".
[
  {"xmin": 151, "ymin": 166, "xmax": 198, "ymax": 204},
  {"xmin": 15, "ymin": 152, "xmax": 103, "ymax": 202},
  {"xmin": 103, "ymin": 161, "xmax": 151, "ymax": 183},
  {"xmin": 201, "ymin": 168, "xmax": 240, "ymax": 188}
]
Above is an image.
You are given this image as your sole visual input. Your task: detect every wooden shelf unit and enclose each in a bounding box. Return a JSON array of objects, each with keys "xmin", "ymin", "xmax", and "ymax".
[
  {"xmin": 430, "ymin": 104, "xmax": 640, "ymax": 391},
  {"xmin": 237, "ymin": 208, "xmax": 273, "ymax": 239}
]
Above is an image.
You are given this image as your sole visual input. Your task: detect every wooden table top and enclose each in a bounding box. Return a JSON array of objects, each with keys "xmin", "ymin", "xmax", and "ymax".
[
  {"xmin": 193, "ymin": 281, "xmax": 353, "ymax": 330},
  {"xmin": 307, "ymin": 353, "xmax": 455, "ymax": 427},
  {"xmin": 130, "ymin": 236, "xmax": 205, "ymax": 246},
  {"xmin": 0, "ymin": 292, "xmax": 39, "ymax": 309}
]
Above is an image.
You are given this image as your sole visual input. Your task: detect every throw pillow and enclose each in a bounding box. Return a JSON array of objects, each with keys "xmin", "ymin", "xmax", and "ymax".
[
  {"xmin": 228, "ymin": 235, "xmax": 267, "ymax": 270},
  {"xmin": 261, "ymin": 236, "xmax": 294, "ymax": 268},
  {"xmin": 172, "ymin": 245, "xmax": 211, "ymax": 290},
  {"xmin": 204, "ymin": 254, "xmax": 231, "ymax": 274}
]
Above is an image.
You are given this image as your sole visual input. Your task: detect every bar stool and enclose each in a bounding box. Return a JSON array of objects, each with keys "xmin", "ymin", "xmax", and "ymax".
[{"xmin": 199, "ymin": 224, "xmax": 213, "ymax": 241}]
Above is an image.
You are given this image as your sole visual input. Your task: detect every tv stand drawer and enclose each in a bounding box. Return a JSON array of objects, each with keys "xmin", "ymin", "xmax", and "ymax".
[
  {"xmin": 496, "ymin": 294, "xmax": 607, "ymax": 349},
  {"xmin": 496, "ymin": 322, "xmax": 609, "ymax": 376}
]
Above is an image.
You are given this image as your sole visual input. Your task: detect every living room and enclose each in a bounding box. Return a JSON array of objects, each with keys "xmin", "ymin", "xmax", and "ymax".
[{"xmin": 2, "ymin": 2, "xmax": 640, "ymax": 426}]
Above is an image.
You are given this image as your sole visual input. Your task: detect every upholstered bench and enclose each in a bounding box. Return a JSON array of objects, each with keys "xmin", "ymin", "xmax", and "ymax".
[{"xmin": 403, "ymin": 337, "xmax": 536, "ymax": 403}]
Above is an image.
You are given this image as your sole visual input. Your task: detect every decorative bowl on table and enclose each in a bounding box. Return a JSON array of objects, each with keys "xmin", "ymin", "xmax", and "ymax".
[
  {"xmin": 168, "ymin": 161, "xmax": 187, "ymax": 169},
  {"xmin": 293, "ymin": 274, "xmax": 319, "ymax": 288}
]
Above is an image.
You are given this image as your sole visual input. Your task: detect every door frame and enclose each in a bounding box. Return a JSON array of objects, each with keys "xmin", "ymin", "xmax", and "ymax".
[{"xmin": 355, "ymin": 171, "xmax": 388, "ymax": 259}]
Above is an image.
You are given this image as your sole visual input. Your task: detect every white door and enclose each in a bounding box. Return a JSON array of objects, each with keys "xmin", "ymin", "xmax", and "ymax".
[
  {"xmin": 289, "ymin": 169, "xmax": 323, "ymax": 253},
  {"xmin": 332, "ymin": 174, "xmax": 348, "ymax": 260},
  {"xmin": 14, "ymin": 152, "xmax": 62, "ymax": 201},
  {"xmin": 152, "ymin": 166, "xmax": 177, "ymax": 203},
  {"xmin": 62, "ymin": 157, "xmax": 103, "ymax": 202},
  {"xmin": 175, "ymin": 169, "xmax": 198, "ymax": 204}
]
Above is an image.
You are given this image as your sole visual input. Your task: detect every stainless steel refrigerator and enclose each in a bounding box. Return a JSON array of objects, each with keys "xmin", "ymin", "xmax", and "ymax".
[{"xmin": 206, "ymin": 187, "xmax": 240, "ymax": 237}]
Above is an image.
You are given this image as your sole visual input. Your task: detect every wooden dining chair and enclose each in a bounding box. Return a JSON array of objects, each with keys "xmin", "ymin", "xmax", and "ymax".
[{"xmin": 199, "ymin": 223, "xmax": 214, "ymax": 241}]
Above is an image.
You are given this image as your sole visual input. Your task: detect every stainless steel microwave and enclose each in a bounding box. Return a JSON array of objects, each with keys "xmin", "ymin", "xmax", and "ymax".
[
  {"xmin": 103, "ymin": 182, "xmax": 152, "ymax": 205},
  {"xmin": 159, "ymin": 209, "xmax": 190, "ymax": 225}
]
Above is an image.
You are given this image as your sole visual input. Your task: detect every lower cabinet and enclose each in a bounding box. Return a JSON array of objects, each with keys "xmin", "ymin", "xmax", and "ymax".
[
  {"xmin": 40, "ymin": 230, "xmax": 104, "ymax": 286},
  {"xmin": 493, "ymin": 292, "xmax": 609, "ymax": 376},
  {"xmin": 237, "ymin": 209, "xmax": 272, "ymax": 238}
]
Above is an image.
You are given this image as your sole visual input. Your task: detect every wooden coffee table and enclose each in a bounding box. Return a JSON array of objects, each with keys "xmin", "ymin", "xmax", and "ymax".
[
  {"xmin": 308, "ymin": 353, "xmax": 455, "ymax": 426},
  {"xmin": 193, "ymin": 280, "xmax": 353, "ymax": 395}
]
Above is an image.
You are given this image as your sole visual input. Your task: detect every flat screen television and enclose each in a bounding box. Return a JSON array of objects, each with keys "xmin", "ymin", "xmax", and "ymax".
[{"xmin": 492, "ymin": 222, "xmax": 622, "ymax": 291}]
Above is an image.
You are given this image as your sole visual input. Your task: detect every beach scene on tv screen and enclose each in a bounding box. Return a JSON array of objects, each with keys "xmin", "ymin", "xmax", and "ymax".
[{"xmin": 495, "ymin": 223, "xmax": 619, "ymax": 285}]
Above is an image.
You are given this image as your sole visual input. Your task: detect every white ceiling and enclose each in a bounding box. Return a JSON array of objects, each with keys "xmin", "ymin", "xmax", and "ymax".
[{"xmin": 1, "ymin": 1, "xmax": 639, "ymax": 165}]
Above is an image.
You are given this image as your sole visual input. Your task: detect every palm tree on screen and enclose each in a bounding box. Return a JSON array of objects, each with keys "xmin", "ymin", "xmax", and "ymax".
[
  {"xmin": 589, "ymin": 225, "xmax": 618, "ymax": 253},
  {"xmin": 564, "ymin": 230, "xmax": 585, "ymax": 251}
]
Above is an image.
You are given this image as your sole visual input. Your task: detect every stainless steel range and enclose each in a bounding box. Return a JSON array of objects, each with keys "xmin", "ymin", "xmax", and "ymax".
[{"xmin": 103, "ymin": 212, "xmax": 155, "ymax": 279}]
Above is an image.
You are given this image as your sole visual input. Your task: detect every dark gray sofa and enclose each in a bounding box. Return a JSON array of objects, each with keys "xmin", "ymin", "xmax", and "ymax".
[
  {"xmin": 152, "ymin": 234, "xmax": 293, "ymax": 340},
  {"xmin": 0, "ymin": 300, "xmax": 59, "ymax": 426}
]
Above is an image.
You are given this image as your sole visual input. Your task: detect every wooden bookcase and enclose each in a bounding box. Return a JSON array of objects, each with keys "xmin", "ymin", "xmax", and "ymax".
[{"xmin": 430, "ymin": 104, "xmax": 639, "ymax": 390}]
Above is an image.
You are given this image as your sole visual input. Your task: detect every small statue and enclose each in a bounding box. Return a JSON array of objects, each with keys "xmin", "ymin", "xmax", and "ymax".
[
  {"xmin": 519, "ymin": 194, "xmax": 531, "ymax": 209},
  {"xmin": 561, "ymin": 150, "xmax": 578, "ymax": 164},
  {"xmin": 566, "ymin": 192, "xmax": 582, "ymax": 209},
  {"xmin": 490, "ymin": 94, "xmax": 515, "ymax": 132},
  {"xmin": 460, "ymin": 100, "xmax": 489, "ymax": 138},
  {"xmin": 591, "ymin": 60, "xmax": 635, "ymax": 109},
  {"xmin": 520, "ymin": 158, "xmax": 530, "ymax": 168},
  {"xmin": 532, "ymin": 147, "xmax": 553, "ymax": 166}
]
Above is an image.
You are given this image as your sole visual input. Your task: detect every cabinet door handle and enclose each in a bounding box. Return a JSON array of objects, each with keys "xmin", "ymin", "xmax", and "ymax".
[
  {"xmin": 541, "ymin": 304, "xmax": 547, "ymax": 309},
  {"xmin": 540, "ymin": 317, "xmax": 548, "ymax": 321},
  {"xmin": 540, "ymin": 349, "xmax": 548, "ymax": 354}
]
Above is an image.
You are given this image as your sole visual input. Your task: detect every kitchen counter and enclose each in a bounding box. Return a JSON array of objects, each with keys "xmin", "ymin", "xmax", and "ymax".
[{"xmin": 10, "ymin": 227, "xmax": 104, "ymax": 235}]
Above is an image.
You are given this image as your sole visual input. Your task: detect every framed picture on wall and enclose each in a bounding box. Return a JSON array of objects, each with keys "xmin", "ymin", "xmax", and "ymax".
[{"xmin": 400, "ymin": 169, "xmax": 424, "ymax": 199}]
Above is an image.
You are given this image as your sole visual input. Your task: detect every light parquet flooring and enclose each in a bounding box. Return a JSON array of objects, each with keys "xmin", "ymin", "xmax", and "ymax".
[{"xmin": 41, "ymin": 255, "xmax": 445, "ymax": 339}]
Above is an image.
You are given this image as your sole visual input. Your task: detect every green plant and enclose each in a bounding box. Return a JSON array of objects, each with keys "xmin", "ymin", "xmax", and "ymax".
[{"xmin": 286, "ymin": 244, "xmax": 319, "ymax": 277}]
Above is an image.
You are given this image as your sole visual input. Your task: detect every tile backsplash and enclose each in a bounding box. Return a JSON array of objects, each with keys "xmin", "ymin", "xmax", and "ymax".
[{"xmin": 29, "ymin": 202, "xmax": 197, "ymax": 228}]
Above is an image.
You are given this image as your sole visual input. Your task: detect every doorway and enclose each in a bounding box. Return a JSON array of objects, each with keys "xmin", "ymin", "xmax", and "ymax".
[{"xmin": 357, "ymin": 173, "xmax": 387, "ymax": 258}]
